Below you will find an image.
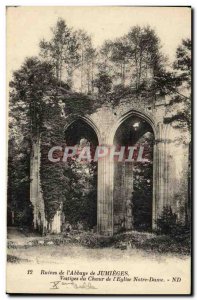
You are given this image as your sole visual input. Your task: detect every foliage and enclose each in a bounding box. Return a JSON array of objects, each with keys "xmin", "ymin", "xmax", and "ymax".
[
  {"xmin": 40, "ymin": 20, "xmax": 97, "ymax": 92},
  {"xmin": 7, "ymin": 255, "xmax": 29, "ymax": 264},
  {"xmin": 93, "ymin": 71, "xmax": 112, "ymax": 97},
  {"xmin": 156, "ymin": 206, "xmax": 177, "ymax": 235},
  {"xmin": 9, "ymin": 57, "xmax": 57, "ymax": 137},
  {"xmin": 132, "ymin": 162, "xmax": 153, "ymax": 231},
  {"xmin": 63, "ymin": 93, "xmax": 98, "ymax": 115},
  {"xmin": 156, "ymin": 206, "xmax": 190, "ymax": 247},
  {"xmin": 7, "ymin": 137, "xmax": 33, "ymax": 226},
  {"xmin": 40, "ymin": 89, "xmax": 100, "ymax": 223},
  {"xmin": 39, "ymin": 21, "xmax": 167, "ymax": 98},
  {"xmin": 75, "ymin": 30, "xmax": 97, "ymax": 93},
  {"xmin": 164, "ymin": 39, "xmax": 191, "ymax": 132},
  {"xmin": 132, "ymin": 132, "xmax": 154, "ymax": 231},
  {"xmin": 113, "ymin": 231, "xmax": 190, "ymax": 255},
  {"xmin": 7, "ymin": 230, "xmax": 190, "ymax": 255},
  {"xmin": 63, "ymin": 160, "xmax": 97, "ymax": 229},
  {"xmin": 173, "ymin": 38, "xmax": 191, "ymax": 86},
  {"xmin": 8, "ymin": 55, "xmax": 99, "ymax": 224},
  {"xmin": 97, "ymin": 26, "xmax": 165, "ymax": 93},
  {"xmin": 8, "ymin": 57, "xmax": 61, "ymax": 225},
  {"xmin": 40, "ymin": 18, "xmax": 79, "ymax": 85}
]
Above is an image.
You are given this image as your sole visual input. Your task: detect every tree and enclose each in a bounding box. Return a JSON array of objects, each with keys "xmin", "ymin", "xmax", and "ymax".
[
  {"xmin": 8, "ymin": 53, "xmax": 100, "ymax": 226},
  {"xmin": 126, "ymin": 26, "xmax": 165, "ymax": 90},
  {"xmin": 39, "ymin": 18, "xmax": 79, "ymax": 87},
  {"xmin": 109, "ymin": 37, "xmax": 131, "ymax": 86},
  {"xmin": 98, "ymin": 26, "xmax": 165, "ymax": 92},
  {"xmin": 98, "ymin": 40, "xmax": 114, "ymax": 73},
  {"xmin": 40, "ymin": 20, "xmax": 97, "ymax": 93},
  {"xmin": 7, "ymin": 138, "xmax": 33, "ymax": 227},
  {"xmin": 8, "ymin": 57, "xmax": 65, "ymax": 225},
  {"xmin": 164, "ymin": 39, "xmax": 191, "ymax": 131},
  {"xmin": 174, "ymin": 38, "xmax": 191, "ymax": 87},
  {"xmin": 93, "ymin": 71, "xmax": 112, "ymax": 97},
  {"xmin": 74, "ymin": 30, "xmax": 97, "ymax": 93},
  {"xmin": 9, "ymin": 57, "xmax": 57, "ymax": 138},
  {"xmin": 156, "ymin": 206, "xmax": 177, "ymax": 235}
]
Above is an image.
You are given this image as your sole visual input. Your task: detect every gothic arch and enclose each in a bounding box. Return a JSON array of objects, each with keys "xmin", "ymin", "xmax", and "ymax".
[
  {"xmin": 107, "ymin": 108, "xmax": 157, "ymax": 144},
  {"xmin": 63, "ymin": 114, "xmax": 100, "ymax": 230},
  {"xmin": 109, "ymin": 108, "xmax": 156, "ymax": 232},
  {"xmin": 64, "ymin": 114, "xmax": 102, "ymax": 145}
]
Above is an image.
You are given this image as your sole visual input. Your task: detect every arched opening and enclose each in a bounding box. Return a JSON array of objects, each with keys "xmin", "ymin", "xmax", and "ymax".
[
  {"xmin": 113, "ymin": 114, "xmax": 154, "ymax": 233},
  {"xmin": 63, "ymin": 118, "xmax": 98, "ymax": 231}
]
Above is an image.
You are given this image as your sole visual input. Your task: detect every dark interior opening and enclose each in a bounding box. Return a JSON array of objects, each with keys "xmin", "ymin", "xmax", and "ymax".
[
  {"xmin": 113, "ymin": 115, "xmax": 154, "ymax": 232},
  {"xmin": 63, "ymin": 119, "xmax": 98, "ymax": 230}
]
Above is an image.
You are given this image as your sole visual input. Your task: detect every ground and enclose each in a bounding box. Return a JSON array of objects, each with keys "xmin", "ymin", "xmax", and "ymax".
[
  {"xmin": 6, "ymin": 227, "xmax": 191, "ymax": 294},
  {"xmin": 7, "ymin": 226, "xmax": 190, "ymax": 265}
]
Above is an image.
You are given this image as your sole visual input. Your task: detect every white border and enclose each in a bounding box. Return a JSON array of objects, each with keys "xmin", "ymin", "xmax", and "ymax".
[{"xmin": 0, "ymin": 1, "xmax": 195, "ymax": 299}]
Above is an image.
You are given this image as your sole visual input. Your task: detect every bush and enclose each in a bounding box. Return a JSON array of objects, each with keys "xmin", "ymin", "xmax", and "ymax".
[
  {"xmin": 156, "ymin": 206, "xmax": 190, "ymax": 239},
  {"xmin": 156, "ymin": 206, "xmax": 177, "ymax": 235}
]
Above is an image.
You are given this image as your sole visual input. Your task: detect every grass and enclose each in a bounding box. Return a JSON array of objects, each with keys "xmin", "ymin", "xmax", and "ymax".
[
  {"xmin": 7, "ymin": 230, "xmax": 190, "ymax": 255},
  {"xmin": 7, "ymin": 254, "xmax": 29, "ymax": 264},
  {"xmin": 113, "ymin": 231, "xmax": 190, "ymax": 255}
]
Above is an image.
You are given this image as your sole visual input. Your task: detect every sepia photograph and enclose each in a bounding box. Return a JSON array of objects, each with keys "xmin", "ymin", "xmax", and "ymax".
[{"xmin": 6, "ymin": 6, "xmax": 192, "ymax": 295}]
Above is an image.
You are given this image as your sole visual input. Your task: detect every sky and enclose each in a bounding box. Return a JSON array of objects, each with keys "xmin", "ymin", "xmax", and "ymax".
[{"xmin": 7, "ymin": 6, "xmax": 191, "ymax": 80}]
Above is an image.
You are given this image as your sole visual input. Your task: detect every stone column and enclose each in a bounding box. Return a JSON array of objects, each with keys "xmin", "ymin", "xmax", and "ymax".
[
  {"xmin": 113, "ymin": 161, "xmax": 127, "ymax": 232},
  {"xmin": 165, "ymin": 141, "xmax": 190, "ymax": 224},
  {"xmin": 97, "ymin": 150, "xmax": 114, "ymax": 236},
  {"xmin": 152, "ymin": 138, "xmax": 166, "ymax": 228},
  {"xmin": 51, "ymin": 209, "xmax": 62, "ymax": 233},
  {"xmin": 30, "ymin": 136, "xmax": 47, "ymax": 234},
  {"xmin": 124, "ymin": 162, "xmax": 134, "ymax": 230}
]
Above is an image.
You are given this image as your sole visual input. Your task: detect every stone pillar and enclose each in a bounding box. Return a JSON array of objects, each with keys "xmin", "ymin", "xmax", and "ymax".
[
  {"xmin": 97, "ymin": 151, "xmax": 114, "ymax": 236},
  {"xmin": 30, "ymin": 136, "xmax": 47, "ymax": 234},
  {"xmin": 113, "ymin": 161, "xmax": 127, "ymax": 232},
  {"xmin": 153, "ymin": 123, "xmax": 190, "ymax": 226},
  {"xmin": 124, "ymin": 162, "xmax": 134, "ymax": 230},
  {"xmin": 165, "ymin": 141, "xmax": 190, "ymax": 224},
  {"xmin": 152, "ymin": 138, "xmax": 166, "ymax": 228},
  {"xmin": 51, "ymin": 209, "xmax": 62, "ymax": 233}
]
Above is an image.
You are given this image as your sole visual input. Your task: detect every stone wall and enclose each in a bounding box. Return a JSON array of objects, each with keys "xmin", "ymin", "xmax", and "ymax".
[{"xmin": 30, "ymin": 94, "xmax": 190, "ymax": 235}]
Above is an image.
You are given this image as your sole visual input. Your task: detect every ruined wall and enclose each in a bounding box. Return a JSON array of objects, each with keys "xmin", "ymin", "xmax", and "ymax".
[{"xmin": 30, "ymin": 94, "xmax": 190, "ymax": 235}]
